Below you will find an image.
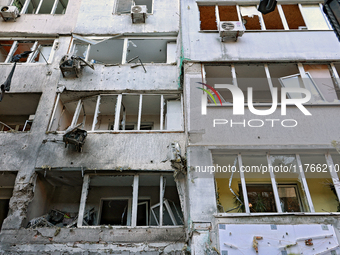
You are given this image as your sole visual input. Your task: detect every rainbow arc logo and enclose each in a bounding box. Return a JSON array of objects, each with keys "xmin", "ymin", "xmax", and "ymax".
[{"xmin": 196, "ymin": 82, "xmax": 223, "ymax": 106}]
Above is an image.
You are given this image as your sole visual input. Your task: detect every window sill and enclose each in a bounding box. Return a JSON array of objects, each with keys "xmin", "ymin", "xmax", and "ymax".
[{"xmin": 215, "ymin": 212, "xmax": 340, "ymax": 217}]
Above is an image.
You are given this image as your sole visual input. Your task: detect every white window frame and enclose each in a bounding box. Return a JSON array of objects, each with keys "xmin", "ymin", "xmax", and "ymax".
[
  {"xmin": 199, "ymin": 2, "xmax": 331, "ymax": 31},
  {"xmin": 77, "ymin": 174, "xmax": 172, "ymax": 228},
  {"xmin": 216, "ymin": 152, "xmax": 340, "ymax": 215},
  {"xmin": 11, "ymin": 0, "xmax": 68, "ymax": 15},
  {"xmin": 49, "ymin": 93, "xmax": 184, "ymax": 133},
  {"xmin": 204, "ymin": 63, "xmax": 340, "ymax": 106},
  {"xmin": 70, "ymin": 36, "xmax": 177, "ymax": 65},
  {"xmin": 1, "ymin": 38, "xmax": 58, "ymax": 64}
]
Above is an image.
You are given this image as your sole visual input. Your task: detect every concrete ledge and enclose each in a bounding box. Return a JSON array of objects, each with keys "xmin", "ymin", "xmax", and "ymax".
[{"xmin": 0, "ymin": 226, "xmax": 186, "ymax": 245}]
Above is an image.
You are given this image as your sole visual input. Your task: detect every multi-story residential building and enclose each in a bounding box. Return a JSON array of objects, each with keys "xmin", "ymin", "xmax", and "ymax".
[
  {"xmin": 0, "ymin": 0, "xmax": 187, "ymax": 254},
  {"xmin": 182, "ymin": 0, "xmax": 340, "ymax": 254},
  {"xmin": 1, "ymin": 0, "xmax": 340, "ymax": 254}
]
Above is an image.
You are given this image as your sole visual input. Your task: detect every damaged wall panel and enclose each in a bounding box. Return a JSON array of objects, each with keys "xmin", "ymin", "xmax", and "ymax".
[
  {"xmin": 240, "ymin": 6, "xmax": 262, "ymax": 30},
  {"xmin": 0, "ymin": 93, "xmax": 41, "ymax": 132},
  {"xmin": 25, "ymin": 171, "xmax": 82, "ymax": 228},
  {"xmin": 0, "ymin": 171, "xmax": 16, "ymax": 229}
]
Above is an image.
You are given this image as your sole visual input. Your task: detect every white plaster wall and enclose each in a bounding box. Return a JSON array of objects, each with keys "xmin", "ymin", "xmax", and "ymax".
[{"xmin": 74, "ymin": 0, "xmax": 179, "ymax": 35}]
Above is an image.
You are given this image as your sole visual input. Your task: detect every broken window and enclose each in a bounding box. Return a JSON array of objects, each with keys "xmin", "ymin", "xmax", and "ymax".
[
  {"xmin": 215, "ymin": 152, "xmax": 340, "ymax": 214},
  {"xmin": 115, "ymin": 0, "xmax": 153, "ymax": 14},
  {"xmin": 12, "ymin": 0, "xmax": 69, "ymax": 14},
  {"xmin": 71, "ymin": 37, "xmax": 177, "ymax": 65},
  {"xmin": 0, "ymin": 172, "xmax": 16, "ymax": 229},
  {"xmin": 0, "ymin": 39, "xmax": 56, "ymax": 64},
  {"xmin": 0, "ymin": 93, "xmax": 41, "ymax": 132},
  {"xmin": 25, "ymin": 171, "xmax": 83, "ymax": 228},
  {"xmin": 203, "ymin": 63, "xmax": 340, "ymax": 106},
  {"xmin": 49, "ymin": 92, "xmax": 183, "ymax": 132},
  {"xmin": 80, "ymin": 173, "xmax": 183, "ymax": 227},
  {"xmin": 239, "ymin": 6, "xmax": 263, "ymax": 30},
  {"xmin": 199, "ymin": 4, "xmax": 330, "ymax": 31}
]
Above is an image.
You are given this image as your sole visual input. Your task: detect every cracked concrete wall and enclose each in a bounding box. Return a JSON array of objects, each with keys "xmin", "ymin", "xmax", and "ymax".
[
  {"xmin": 35, "ymin": 133, "xmax": 185, "ymax": 171},
  {"xmin": 0, "ymin": 228, "xmax": 185, "ymax": 254},
  {"xmin": 74, "ymin": 0, "xmax": 179, "ymax": 35},
  {"xmin": 0, "ymin": 0, "xmax": 81, "ymax": 36},
  {"xmin": 59, "ymin": 65, "xmax": 179, "ymax": 91},
  {"xmin": 0, "ymin": 0, "xmax": 186, "ymax": 253}
]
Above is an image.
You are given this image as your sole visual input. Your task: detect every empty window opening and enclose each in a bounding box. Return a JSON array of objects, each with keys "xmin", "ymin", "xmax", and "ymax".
[
  {"xmin": 0, "ymin": 172, "xmax": 16, "ymax": 229},
  {"xmin": 87, "ymin": 40, "xmax": 124, "ymax": 64},
  {"xmin": 119, "ymin": 94, "xmax": 140, "ymax": 130},
  {"xmin": 240, "ymin": 6, "xmax": 262, "ymax": 30},
  {"xmin": 12, "ymin": 41, "xmax": 35, "ymax": 63},
  {"xmin": 127, "ymin": 39, "xmax": 175, "ymax": 64},
  {"xmin": 281, "ymin": 4, "xmax": 306, "ymax": 29},
  {"xmin": 300, "ymin": 5, "xmax": 329, "ymax": 30},
  {"xmin": 50, "ymin": 92, "xmax": 183, "ymax": 132},
  {"xmin": 140, "ymin": 95, "xmax": 160, "ymax": 130},
  {"xmin": 95, "ymin": 95, "xmax": 118, "ymax": 131},
  {"xmin": 25, "ymin": 171, "xmax": 83, "ymax": 228},
  {"xmin": 72, "ymin": 38, "xmax": 176, "ymax": 65},
  {"xmin": 13, "ymin": 0, "xmax": 69, "ymax": 14},
  {"xmin": 262, "ymin": 6, "xmax": 284, "ymax": 30},
  {"xmin": 0, "ymin": 93, "xmax": 41, "ymax": 132},
  {"xmin": 83, "ymin": 174, "xmax": 183, "ymax": 227},
  {"xmin": 218, "ymin": 6, "xmax": 239, "ymax": 22},
  {"xmin": 0, "ymin": 39, "xmax": 55, "ymax": 64},
  {"xmin": 0, "ymin": 41, "xmax": 14, "ymax": 63},
  {"xmin": 199, "ymin": 6, "xmax": 217, "ymax": 30}
]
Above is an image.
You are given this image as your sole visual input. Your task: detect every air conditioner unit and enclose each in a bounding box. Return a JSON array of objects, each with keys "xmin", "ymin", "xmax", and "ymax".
[
  {"xmin": 0, "ymin": 6, "xmax": 19, "ymax": 21},
  {"xmin": 131, "ymin": 5, "xmax": 147, "ymax": 24},
  {"xmin": 219, "ymin": 21, "xmax": 245, "ymax": 42}
]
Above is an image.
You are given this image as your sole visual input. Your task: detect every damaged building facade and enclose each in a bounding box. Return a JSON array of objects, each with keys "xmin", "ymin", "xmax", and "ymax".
[
  {"xmin": 1, "ymin": 0, "xmax": 340, "ymax": 254},
  {"xmin": 183, "ymin": 0, "xmax": 340, "ymax": 254},
  {"xmin": 0, "ymin": 0, "xmax": 187, "ymax": 254}
]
